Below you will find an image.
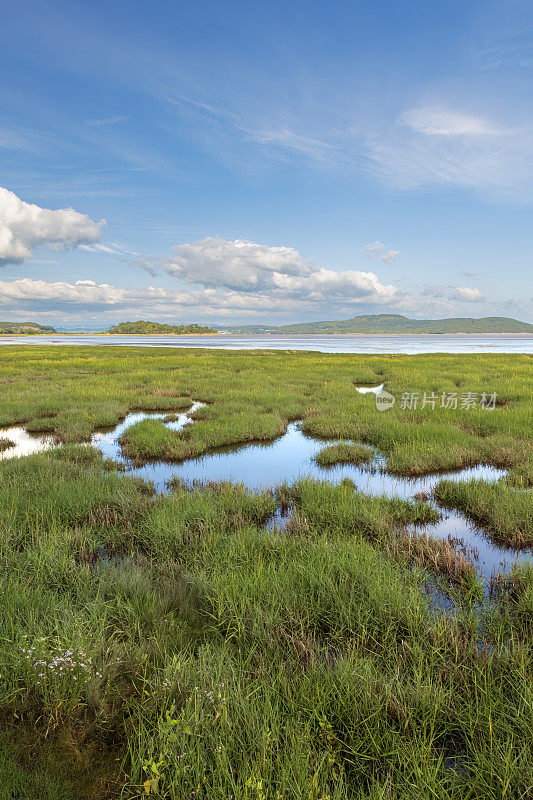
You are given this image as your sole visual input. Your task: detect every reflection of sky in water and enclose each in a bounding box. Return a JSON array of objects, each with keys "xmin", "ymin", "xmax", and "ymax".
[
  {"xmin": 355, "ymin": 383, "xmax": 384, "ymax": 394},
  {"xmin": 0, "ymin": 427, "xmax": 55, "ymax": 460},
  {"xmin": 1, "ymin": 401, "xmax": 530, "ymax": 584}
]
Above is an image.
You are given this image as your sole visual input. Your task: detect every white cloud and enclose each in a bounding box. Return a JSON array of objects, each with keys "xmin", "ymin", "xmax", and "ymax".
[
  {"xmin": 86, "ymin": 115, "xmax": 129, "ymax": 127},
  {"xmin": 163, "ymin": 237, "xmax": 310, "ymax": 291},
  {"xmin": 0, "ymin": 262, "xmax": 401, "ymax": 321},
  {"xmin": 0, "ymin": 187, "xmax": 105, "ymax": 265},
  {"xmin": 365, "ymin": 241, "xmax": 400, "ymax": 264},
  {"xmin": 0, "ymin": 277, "xmax": 249, "ymax": 312},
  {"xmin": 270, "ymin": 268, "xmax": 397, "ymax": 302},
  {"xmin": 399, "ymin": 107, "xmax": 502, "ymax": 137},
  {"xmin": 162, "ymin": 237, "xmax": 398, "ymax": 304},
  {"xmin": 365, "ymin": 241, "xmax": 385, "ymax": 258},
  {"xmin": 0, "ymin": 231, "xmax": 501, "ymax": 323},
  {"xmin": 167, "ymin": 88, "xmax": 533, "ymax": 197},
  {"xmin": 423, "ymin": 284, "xmax": 486, "ymax": 303},
  {"xmin": 79, "ymin": 243, "xmax": 123, "ymax": 255},
  {"xmin": 240, "ymin": 127, "xmax": 334, "ymax": 161},
  {"xmin": 381, "ymin": 250, "xmax": 400, "ymax": 265},
  {"xmin": 366, "ymin": 106, "xmax": 533, "ymax": 196},
  {"xmin": 450, "ymin": 286, "xmax": 485, "ymax": 302}
]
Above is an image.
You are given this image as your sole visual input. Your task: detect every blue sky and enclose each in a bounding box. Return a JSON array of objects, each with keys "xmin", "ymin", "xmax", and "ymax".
[{"xmin": 0, "ymin": 0, "xmax": 532, "ymax": 327}]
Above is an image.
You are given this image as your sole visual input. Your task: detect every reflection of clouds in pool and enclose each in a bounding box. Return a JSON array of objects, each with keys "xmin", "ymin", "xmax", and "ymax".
[
  {"xmin": 355, "ymin": 384, "xmax": 384, "ymax": 395},
  {"xmin": 0, "ymin": 426, "xmax": 55, "ymax": 460},
  {"xmin": 91, "ymin": 402, "xmax": 203, "ymax": 449}
]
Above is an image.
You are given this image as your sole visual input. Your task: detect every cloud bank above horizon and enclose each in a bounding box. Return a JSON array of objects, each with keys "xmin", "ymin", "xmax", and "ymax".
[{"xmin": 0, "ymin": 184, "xmax": 510, "ymax": 325}]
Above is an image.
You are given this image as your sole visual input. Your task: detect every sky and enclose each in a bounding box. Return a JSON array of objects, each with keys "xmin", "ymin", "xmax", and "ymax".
[{"xmin": 0, "ymin": 0, "xmax": 532, "ymax": 328}]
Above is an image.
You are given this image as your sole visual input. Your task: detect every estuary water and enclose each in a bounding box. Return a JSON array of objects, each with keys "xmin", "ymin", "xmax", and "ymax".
[{"xmin": 0, "ymin": 334, "xmax": 532, "ymax": 353}]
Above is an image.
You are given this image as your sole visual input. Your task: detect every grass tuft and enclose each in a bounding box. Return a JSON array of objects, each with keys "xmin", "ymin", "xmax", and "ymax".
[{"xmin": 314, "ymin": 441, "xmax": 375, "ymax": 467}]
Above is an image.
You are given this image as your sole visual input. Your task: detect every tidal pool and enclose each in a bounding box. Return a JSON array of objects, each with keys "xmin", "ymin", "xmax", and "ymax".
[
  {"xmin": 0, "ymin": 426, "xmax": 55, "ymax": 460},
  {"xmin": 89, "ymin": 404, "xmax": 529, "ymax": 584},
  {"xmin": 1, "ymin": 401, "xmax": 530, "ymax": 584}
]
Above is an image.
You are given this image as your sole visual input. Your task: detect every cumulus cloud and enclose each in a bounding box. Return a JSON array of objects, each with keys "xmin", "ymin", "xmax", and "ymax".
[
  {"xmin": 0, "ymin": 266, "xmax": 402, "ymax": 321},
  {"xmin": 0, "ymin": 228, "xmax": 495, "ymax": 323},
  {"xmin": 270, "ymin": 268, "xmax": 397, "ymax": 302},
  {"xmin": 0, "ymin": 186, "xmax": 105, "ymax": 265},
  {"xmin": 423, "ymin": 284, "xmax": 485, "ymax": 303},
  {"xmin": 365, "ymin": 241, "xmax": 385, "ymax": 258},
  {"xmin": 0, "ymin": 277, "xmax": 313, "ymax": 320},
  {"xmin": 450, "ymin": 286, "xmax": 485, "ymax": 302},
  {"xmin": 365, "ymin": 241, "xmax": 400, "ymax": 264},
  {"xmin": 0, "ymin": 277, "xmax": 236, "ymax": 311},
  {"xmin": 162, "ymin": 237, "xmax": 398, "ymax": 304},
  {"xmin": 163, "ymin": 237, "xmax": 310, "ymax": 291},
  {"xmin": 381, "ymin": 250, "xmax": 400, "ymax": 265}
]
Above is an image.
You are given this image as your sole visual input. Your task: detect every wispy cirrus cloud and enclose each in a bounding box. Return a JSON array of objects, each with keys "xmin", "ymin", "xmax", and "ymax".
[
  {"xmin": 399, "ymin": 106, "xmax": 503, "ymax": 136},
  {"xmin": 86, "ymin": 115, "xmax": 130, "ymax": 127},
  {"xmin": 365, "ymin": 105, "xmax": 533, "ymax": 197}
]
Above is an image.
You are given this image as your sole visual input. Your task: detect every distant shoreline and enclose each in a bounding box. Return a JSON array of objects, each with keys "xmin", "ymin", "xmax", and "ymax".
[{"xmin": 2, "ymin": 332, "xmax": 533, "ymax": 338}]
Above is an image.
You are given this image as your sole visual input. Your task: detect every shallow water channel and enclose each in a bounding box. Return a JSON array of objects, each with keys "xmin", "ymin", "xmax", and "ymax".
[{"xmin": 1, "ymin": 400, "xmax": 530, "ymax": 587}]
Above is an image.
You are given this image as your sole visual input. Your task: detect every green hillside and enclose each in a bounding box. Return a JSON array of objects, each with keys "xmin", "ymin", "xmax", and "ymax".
[
  {"xmin": 0, "ymin": 321, "xmax": 57, "ymax": 335},
  {"xmin": 106, "ymin": 320, "xmax": 217, "ymax": 335},
  {"xmin": 227, "ymin": 315, "xmax": 533, "ymax": 335}
]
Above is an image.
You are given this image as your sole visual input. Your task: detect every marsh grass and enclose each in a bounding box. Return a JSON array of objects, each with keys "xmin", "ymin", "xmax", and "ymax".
[
  {"xmin": 0, "ymin": 347, "xmax": 530, "ymax": 475},
  {"xmin": 0, "ymin": 347, "xmax": 531, "ymax": 799},
  {"xmin": 0, "ymin": 436, "xmax": 15, "ymax": 451},
  {"xmin": 283, "ymin": 477, "xmax": 441, "ymax": 538},
  {"xmin": 435, "ymin": 479, "xmax": 533, "ymax": 546},
  {"xmin": 314, "ymin": 441, "xmax": 375, "ymax": 467},
  {"xmin": 120, "ymin": 408, "xmax": 288, "ymax": 463}
]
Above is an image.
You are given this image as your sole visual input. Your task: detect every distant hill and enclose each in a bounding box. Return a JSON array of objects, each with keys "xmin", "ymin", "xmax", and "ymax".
[
  {"xmin": 106, "ymin": 320, "xmax": 218, "ymax": 335},
  {"xmin": 0, "ymin": 321, "xmax": 57, "ymax": 334},
  {"xmin": 225, "ymin": 315, "xmax": 533, "ymax": 335}
]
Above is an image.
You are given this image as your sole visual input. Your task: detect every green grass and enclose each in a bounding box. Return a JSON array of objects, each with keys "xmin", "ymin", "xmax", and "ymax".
[
  {"xmin": 120, "ymin": 408, "xmax": 287, "ymax": 462},
  {"xmin": 314, "ymin": 441, "xmax": 375, "ymax": 467},
  {"xmin": 0, "ymin": 347, "xmax": 530, "ymax": 477},
  {"xmin": 284, "ymin": 477, "xmax": 440, "ymax": 537},
  {"xmin": 435, "ymin": 478, "xmax": 533, "ymax": 546},
  {"xmin": 0, "ymin": 346, "xmax": 531, "ymax": 799}
]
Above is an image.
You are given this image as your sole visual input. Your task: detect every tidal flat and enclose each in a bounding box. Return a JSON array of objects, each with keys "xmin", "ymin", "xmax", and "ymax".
[{"xmin": 0, "ymin": 346, "xmax": 531, "ymax": 799}]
